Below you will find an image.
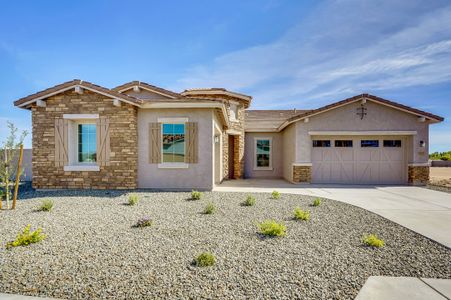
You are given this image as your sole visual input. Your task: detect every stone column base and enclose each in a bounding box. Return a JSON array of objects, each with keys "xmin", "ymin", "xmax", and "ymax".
[
  {"xmin": 408, "ymin": 165, "xmax": 429, "ymax": 186},
  {"xmin": 293, "ymin": 165, "xmax": 311, "ymax": 183}
]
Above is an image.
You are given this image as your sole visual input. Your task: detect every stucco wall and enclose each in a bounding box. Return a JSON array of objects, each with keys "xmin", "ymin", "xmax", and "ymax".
[
  {"xmin": 295, "ymin": 101, "xmax": 430, "ymax": 164},
  {"xmin": 244, "ymin": 132, "xmax": 283, "ymax": 178},
  {"xmin": 137, "ymin": 108, "xmax": 214, "ymax": 190},
  {"xmin": 282, "ymin": 124, "xmax": 296, "ymax": 182}
]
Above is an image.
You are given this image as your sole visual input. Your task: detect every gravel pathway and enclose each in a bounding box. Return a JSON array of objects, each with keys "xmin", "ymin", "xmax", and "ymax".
[{"xmin": 1, "ymin": 190, "xmax": 450, "ymax": 299}]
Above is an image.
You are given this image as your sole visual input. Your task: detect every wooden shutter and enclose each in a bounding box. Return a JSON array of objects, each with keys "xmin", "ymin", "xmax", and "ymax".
[
  {"xmin": 185, "ymin": 122, "xmax": 198, "ymax": 163},
  {"xmin": 96, "ymin": 117, "xmax": 110, "ymax": 167},
  {"xmin": 149, "ymin": 123, "xmax": 161, "ymax": 163},
  {"xmin": 54, "ymin": 118, "xmax": 68, "ymax": 167}
]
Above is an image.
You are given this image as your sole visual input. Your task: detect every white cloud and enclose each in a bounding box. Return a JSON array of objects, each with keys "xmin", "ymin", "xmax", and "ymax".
[{"xmin": 174, "ymin": 0, "xmax": 451, "ymax": 108}]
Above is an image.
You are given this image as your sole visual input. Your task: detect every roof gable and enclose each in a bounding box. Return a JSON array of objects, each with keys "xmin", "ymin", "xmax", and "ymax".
[
  {"xmin": 112, "ymin": 81, "xmax": 181, "ymax": 99},
  {"xmin": 279, "ymin": 94, "xmax": 444, "ymax": 130},
  {"xmin": 14, "ymin": 79, "xmax": 142, "ymax": 108}
]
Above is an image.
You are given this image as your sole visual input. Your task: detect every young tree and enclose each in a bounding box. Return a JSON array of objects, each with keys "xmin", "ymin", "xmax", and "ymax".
[{"xmin": 0, "ymin": 122, "xmax": 28, "ymax": 209}]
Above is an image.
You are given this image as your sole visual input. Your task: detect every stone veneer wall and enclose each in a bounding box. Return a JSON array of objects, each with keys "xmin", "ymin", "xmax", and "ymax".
[
  {"xmin": 293, "ymin": 165, "xmax": 311, "ymax": 183},
  {"xmin": 408, "ymin": 166, "xmax": 429, "ymax": 186},
  {"xmin": 32, "ymin": 89, "xmax": 138, "ymax": 189}
]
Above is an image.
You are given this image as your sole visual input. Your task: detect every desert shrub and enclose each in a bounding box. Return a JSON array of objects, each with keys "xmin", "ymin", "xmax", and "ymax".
[
  {"xmin": 191, "ymin": 190, "xmax": 203, "ymax": 200},
  {"xmin": 362, "ymin": 234, "xmax": 385, "ymax": 248},
  {"xmin": 293, "ymin": 207, "xmax": 310, "ymax": 221},
  {"xmin": 6, "ymin": 224, "xmax": 46, "ymax": 249},
  {"xmin": 38, "ymin": 199, "xmax": 53, "ymax": 212},
  {"xmin": 203, "ymin": 202, "xmax": 215, "ymax": 214},
  {"xmin": 135, "ymin": 216, "xmax": 152, "ymax": 228},
  {"xmin": 194, "ymin": 252, "xmax": 215, "ymax": 267},
  {"xmin": 271, "ymin": 190, "xmax": 281, "ymax": 199},
  {"xmin": 257, "ymin": 220, "xmax": 286, "ymax": 237},
  {"xmin": 128, "ymin": 194, "xmax": 139, "ymax": 206},
  {"xmin": 312, "ymin": 198, "xmax": 321, "ymax": 207},
  {"xmin": 242, "ymin": 195, "xmax": 256, "ymax": 206}
]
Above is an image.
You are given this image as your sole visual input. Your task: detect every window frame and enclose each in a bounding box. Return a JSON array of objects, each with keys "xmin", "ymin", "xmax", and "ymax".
[
  {"xmin": 361, "ymin": 140, "xmax": 380, "ymax": 148},
  {"xmin": 334, "ymin": 140, "xmax": 353, "ymax": 147},
  {"xmin": 229, "ymin": 103, "xmax": 239, "ymax": 122},
  {"xmin": 77, "ymin": 123, "xmax": 97, "ymax": 164},
  {"xmin": 383, "ymin": 140, "xmax": 402, "ymax": 147},
  {"xmin": 312, "ymin": 140, "xmax": 331, "ymax": 147},
  {"xmin": 157, "ymin": 117, "xmax": 189, "ymax": 169},
  {"xmin": 253, "ymin": 137, "xmax": 273, "ymax": 171}
]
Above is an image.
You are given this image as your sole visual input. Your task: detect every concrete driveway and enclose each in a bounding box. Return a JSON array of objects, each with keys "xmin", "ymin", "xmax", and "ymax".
[{"xmin": 214, "ymin": 179, "xmax": 451, "ymax": 248}]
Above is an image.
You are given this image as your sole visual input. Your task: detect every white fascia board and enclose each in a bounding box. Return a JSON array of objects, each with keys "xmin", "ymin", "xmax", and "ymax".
[
  {"xmin": 308, "ymin": 130, "xmax": 417, "ymax": 136},
  {"xmin": 157, "ymin": 117, "xmax": 189, "ymax": 123},
  {"xmin": 63, "ymin": 114, "xmax": 99, "ymax": 120},
  {"xmin": 245, "ymin": 128, "xmax": 279, "ymax": 132},
  {"xmin": 17, "ymin": 84, "xmax": 141, "ymax": 108}
]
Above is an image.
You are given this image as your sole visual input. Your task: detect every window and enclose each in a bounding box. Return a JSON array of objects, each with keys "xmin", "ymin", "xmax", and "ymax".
[
  {"xmin": 255, "ymin": 138, "xmax": 271, "ymax": 169},
  {"xmin": 313, "ymin": 140, "xmax": 331, "ymax": 147},
  {"xmin": 335, "ymin": 140, "xmax": 353, "ymax": 147},
  {"xmin": 384, "ymin": 140, "xmax": 402, "ymax": 147},
  {"xmin": 361, "ymin": 140, "xmax": 379, "ymax": 147},
  {"xmin": 162, "ymin": 124, "xmax": 185, "ymax": 163},
  {"xmin": 230, "ymin": 104, "xmax": 238, "ymax": 121},
  {"xmin": 78, "ymin": 124, "xmax": 97, "ymax": 163}
]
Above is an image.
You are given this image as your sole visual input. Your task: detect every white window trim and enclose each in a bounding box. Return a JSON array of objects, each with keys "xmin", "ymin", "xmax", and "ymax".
[
  {"xmin": 229, "ymin": 103, "xmax": 238, "ymax": 122},
  {"xmin": 254, "ymin": 137, "xmax": 273, "ymax": 171},
  {"xmin": 159, "ymin": 117, "xmax": 189, "ymax": 167},
  {"xmin": 63, "ymin": 114, "xmax": 99, "ymax": 120},
  {"xmin": 64, "ymin": 165, "xmax": 100, "ymax": 172}
]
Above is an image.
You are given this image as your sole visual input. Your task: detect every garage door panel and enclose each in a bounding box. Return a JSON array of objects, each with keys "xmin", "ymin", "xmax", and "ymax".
[{"xmin": 312, "ymin": 136, "xmax": 406, "ymax": 184}]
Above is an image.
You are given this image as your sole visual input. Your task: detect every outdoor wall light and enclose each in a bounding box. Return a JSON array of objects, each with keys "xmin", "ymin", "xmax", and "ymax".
[{"xmin": 419, "ymin": 140, "xmax": 425, "ymax": 147}]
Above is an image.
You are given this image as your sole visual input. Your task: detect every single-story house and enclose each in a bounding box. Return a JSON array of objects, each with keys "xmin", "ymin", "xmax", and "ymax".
[{"xmin": 13, "ymin": 80, "xmax": 444, "ymax": 190}]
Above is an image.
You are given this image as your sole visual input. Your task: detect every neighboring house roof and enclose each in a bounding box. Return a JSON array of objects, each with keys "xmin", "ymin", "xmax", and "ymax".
[
  {"xmin": 245, "ymin": 110, "xmax": 309, "ymax": 132},
  {"xmin": 181, "ymin": 88, "xmax": 252, "ymax": 108},
  {"xmin": 14, "ymin": 79, "xmax": 143, "ymax": 108},
  {"xmin": 278, "ymin": 94, "xmax": 444, "ymax": 130},
  {"xmin": 112, "ymin": 81, "xmax": 182, "ymax": 99}
]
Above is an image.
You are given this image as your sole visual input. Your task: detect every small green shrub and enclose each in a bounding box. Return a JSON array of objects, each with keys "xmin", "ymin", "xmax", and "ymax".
[
  {"xmin": 242, "ymin": 195, "xmax": 256, "ymax": 206},
  {"xmin": 128, "ymin": 194, "xmax": 139, "ymax": 206},
  {"xmin": 191, "ymin": 190, "xmax": 203, "ymax": 200},
  {"xmin": 6, "ymin": 224, "xmax": 46, "ymax": 249},
  {"xmin": 38, "ymin": 199, "xmax": 53, "ymax": 212},
  {"xmin": 203, "ymin": 202, "xmax": 216, "ymax": 214},
  {"xmin": 257, "ymin": 220, "xmax": 286, "ymax": 237},
  {"xmin": 293, "ymin": 207, "xmax": 310, "ymax": 221},
  {"xmin": 194, "ymin": 252, "xmax": 216, "ymax": 267},
  {"xmin": 312, "ymin": 198, "xmax": 321, "ymax": 207},
  {"xmin": 135, "ymin": 216, "xmax": 152, "ymax": 228},
  {"xmin": 362, "ymin": 234, "xmax": 385, "ymax": 248},
  {"xmin": 271, "ymin": 190, "xmax": 281, "ymax": 199}
]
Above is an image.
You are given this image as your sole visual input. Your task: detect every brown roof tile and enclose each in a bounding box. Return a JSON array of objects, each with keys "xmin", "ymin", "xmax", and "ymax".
[{"xmin": 112, "ymin": 81, "xmax": 182, "ymax": 98}]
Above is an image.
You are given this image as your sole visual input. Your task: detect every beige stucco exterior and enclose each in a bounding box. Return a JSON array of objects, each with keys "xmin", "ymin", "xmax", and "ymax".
[{"xmin": 137, "ymin": 108, "xmax": 216, "ymax": 190}]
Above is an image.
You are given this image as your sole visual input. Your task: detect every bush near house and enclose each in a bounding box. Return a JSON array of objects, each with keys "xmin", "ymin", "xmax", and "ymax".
[
  {"xmin": 6, "ymin": 224, "xmax": 46, "ymax": 249},
  {"xmin": 128, "ymin": 194, "xmax": 139, "ymax": 206},
  {"xmin": 362, "ymin": 234, "xmax": 385, "ymax": 248},
  {"xmin": 242, "ymin": 195, "xmax": 256, "ymax": 206},
  {"xmin": 271, "ymin": 191, "xmax": 281, "ymax": 200},
  {"xmin": 38, "ymin": 199, "xmax": 54, "ymax": 212},
  {"xmin": 312, "ymin": 198, "xmax": 321, "ymax": 207},
  {"xmin": 430, "ymin": 151, "xmax": 451, "ymax": 161},
  {"xmin": 191, "ymin": 190, "xmax": 203, "ymax": 200},
  {"xmin": 135, "ymin": 216, "xmax": 153, "ymax": 228},
  {"xmin": 293, "ymin": 207, "xmax": 310, "ymax": 221},
  {"xmin": 257, "ymin": 220, "xmax": 286, "ymax": 237},
  {"xmin": 194, "ymin": 252, "xmax": 216, "ymax": 267},
  {"xmin": 203, "ymin": 202, "xmax": 216, "ymax": 214}
]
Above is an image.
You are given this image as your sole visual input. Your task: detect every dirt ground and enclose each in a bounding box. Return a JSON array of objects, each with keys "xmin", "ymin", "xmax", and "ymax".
[{"xmin": 429, "ymin": 167, "xmax": 451, "ymax": 188}]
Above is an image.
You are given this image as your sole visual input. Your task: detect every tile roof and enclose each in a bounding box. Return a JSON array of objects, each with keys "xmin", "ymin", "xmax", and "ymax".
[
  {"xmin": 14, "ymin": 79, "xmax": 142, "ymax": 107},
  {"xmin": 112, "ymin": 81, "xmax": 182, "ymax": 98},
  {"xmin": 245, "ymin": 109, "xmax": 308, "ymax": 131}
]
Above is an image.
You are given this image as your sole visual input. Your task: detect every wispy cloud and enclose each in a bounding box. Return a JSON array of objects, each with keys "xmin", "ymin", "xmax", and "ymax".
[{"xmin": 175, "ymin": 0, "xmax": 451, "ymax": 108}]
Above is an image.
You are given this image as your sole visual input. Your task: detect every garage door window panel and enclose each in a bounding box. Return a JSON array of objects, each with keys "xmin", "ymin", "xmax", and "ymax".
[
  {"xmin": 313, "ymin": 140, "xmax": 331, "ymax": 147},
  {"xmin": 361, "ymin": 140, "xmax": 379, "ymax": 147},
  {"xmin": 383, "ymin": 140, "xmax": 402, "ymax": 147},
  {"xmin": 335, "ymin": 140, "xmax": 353, "ymax": 147}
]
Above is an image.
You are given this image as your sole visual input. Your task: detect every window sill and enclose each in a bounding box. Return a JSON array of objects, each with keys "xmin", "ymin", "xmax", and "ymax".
[
  {"xmin": 64, "ymin": 165, "xmax": 100, "ymax": 172},
  {"xmin": 253, "ymin": 167, "xmax": 273, "ymax": 171},
  {"xmin": 158, "ymin": 163, "xmax": 189, "ymax": 169}
]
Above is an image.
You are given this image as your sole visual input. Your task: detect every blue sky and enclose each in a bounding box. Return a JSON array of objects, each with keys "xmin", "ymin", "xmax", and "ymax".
[{"xmin": 1, "ymin": 0, "xmax": 450, "ymax": 152}]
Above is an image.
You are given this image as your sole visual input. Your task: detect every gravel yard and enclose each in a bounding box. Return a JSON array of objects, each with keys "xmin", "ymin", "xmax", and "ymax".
[{"xmin": 1, "ymin": 190, "xmax": 450, "ymax": 299}]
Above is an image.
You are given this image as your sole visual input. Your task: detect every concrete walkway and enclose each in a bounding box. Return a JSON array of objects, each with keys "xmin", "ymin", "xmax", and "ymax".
[
  {"xmin": 355, "ymin": 276, "xmax": 451, "ymax": 299},
  {"xmin": 214, "ymin": 179, "xmax": 451, "ymax": 248}
]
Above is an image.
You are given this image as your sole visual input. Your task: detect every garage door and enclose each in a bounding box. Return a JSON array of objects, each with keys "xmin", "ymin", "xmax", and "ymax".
[{"xmin": 311, "ymin": 137, "xmax": 407, "ymax": 184}]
